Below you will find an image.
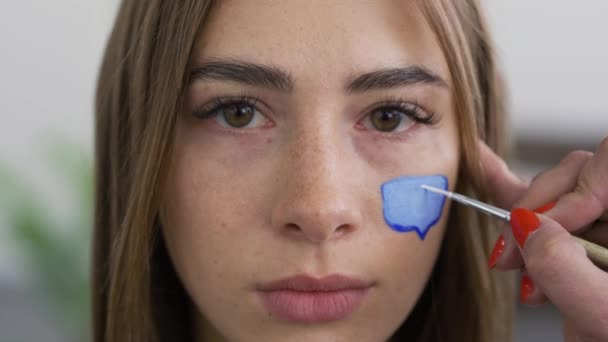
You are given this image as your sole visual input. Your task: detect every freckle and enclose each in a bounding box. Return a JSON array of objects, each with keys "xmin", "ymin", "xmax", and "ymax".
[{"xmin": 266, "ymin": 138, "xmax": 272, "ymax": 144}]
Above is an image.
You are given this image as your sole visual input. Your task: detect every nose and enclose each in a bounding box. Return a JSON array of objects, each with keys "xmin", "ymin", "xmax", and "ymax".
[{"xmin": 270, "ymin": 126, "xmax": 362, "ymax": 244}]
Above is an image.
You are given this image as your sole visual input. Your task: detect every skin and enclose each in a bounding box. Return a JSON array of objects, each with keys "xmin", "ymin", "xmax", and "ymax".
[
  {"xmin": 481, "ymin": 137, "xmax": 608, "ymax": 342},
  {"xmin": 161, "ymin": 1, "xmax": 459, "ymax": 341}
]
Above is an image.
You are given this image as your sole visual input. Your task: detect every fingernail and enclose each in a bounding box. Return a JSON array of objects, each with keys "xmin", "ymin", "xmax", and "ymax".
[
  {"xmin": 533, "ymin": 201, "xmax": 556, "ymax": 214},
  {"xmin": 487, "ymin": 234, "xmax": 505, "ymax": 269},
  {"xmin": 510, "ymin": 208, "xmax": 541, "ymax": 247},
  {"xmin": 519, "ymin": 274, "xmax": 534, "ymax": 303}
]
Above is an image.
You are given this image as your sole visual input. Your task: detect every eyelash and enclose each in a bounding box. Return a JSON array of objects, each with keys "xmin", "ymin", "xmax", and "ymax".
[
  {"xmin": 192, "ymin": 95, "xmax": 438, "ymax": 128},
  {"xmin": 193, "ymin": 94, "xmax": 262, "ymax": 119},
  {"xmin": 365, "ymin": 97, "xmax": 437, "ymax": 125}
]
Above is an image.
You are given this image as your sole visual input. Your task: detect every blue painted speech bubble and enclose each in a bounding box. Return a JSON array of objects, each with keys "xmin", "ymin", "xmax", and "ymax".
[{"xmin": 381, "ymin": 175, "xmax": 448, "ymax": 240}]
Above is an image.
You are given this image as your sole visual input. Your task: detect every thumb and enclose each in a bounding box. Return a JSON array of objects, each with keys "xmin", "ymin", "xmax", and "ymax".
[
  {"xmin": 511, "ymin": 208, "xmax": 608, "ymax": 340},
  {"xmin": 478, "ymin": 140, "xmax": 528, "ymax": 209}
]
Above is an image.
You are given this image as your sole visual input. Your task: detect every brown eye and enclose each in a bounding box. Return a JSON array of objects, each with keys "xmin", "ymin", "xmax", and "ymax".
[
  {"xmin": 220, "ymin": 104, "xmax": 255, "ymax": 128},
  {"xmin": 370, "ymin": 109, "xmax": 407, "ymax": 132}
]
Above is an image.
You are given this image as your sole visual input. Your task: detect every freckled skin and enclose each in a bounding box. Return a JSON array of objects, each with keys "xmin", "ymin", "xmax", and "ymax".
[{"xmin": 162, "ymin": 1, "xmax": 459, "ymax": 341}]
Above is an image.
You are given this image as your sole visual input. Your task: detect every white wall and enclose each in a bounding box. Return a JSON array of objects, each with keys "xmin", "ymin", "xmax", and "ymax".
[
  {"xmin": 0, "ymin": 0, "xmax": 119, "ymax": 158},
  {"xmin": 486, "ymin": 0, "xmax": 607, "ymax": 142},
  {"xmin": 0, "ymin": 1, "xmax": 120, "ymax": 283}
]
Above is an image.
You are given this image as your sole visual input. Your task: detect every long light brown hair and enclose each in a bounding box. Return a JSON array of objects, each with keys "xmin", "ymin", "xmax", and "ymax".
[{"xmin": 93, "ymin": 1, "xmax": 513, "ymax": 341}]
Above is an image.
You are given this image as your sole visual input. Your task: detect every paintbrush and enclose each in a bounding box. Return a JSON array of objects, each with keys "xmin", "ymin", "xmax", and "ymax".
[{"xmin": 421, "ymin": 184, "xmax": 608, "ymax": 268}]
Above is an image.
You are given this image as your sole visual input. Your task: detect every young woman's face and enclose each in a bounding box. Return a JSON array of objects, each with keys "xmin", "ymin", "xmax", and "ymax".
[{"xmin": 163, "ymin": 1, "xmax": 459, "ymax": 341}]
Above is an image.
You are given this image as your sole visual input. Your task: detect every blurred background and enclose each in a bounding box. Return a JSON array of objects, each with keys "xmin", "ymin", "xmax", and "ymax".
[{"xmin": 0, "ymin": 1, "xmax": 605, "ymax": 341}]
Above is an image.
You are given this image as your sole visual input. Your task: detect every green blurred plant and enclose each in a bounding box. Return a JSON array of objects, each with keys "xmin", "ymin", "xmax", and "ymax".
[{"xmin": 0, "ymin": 141, "xmax": 92, "ymax": 341}]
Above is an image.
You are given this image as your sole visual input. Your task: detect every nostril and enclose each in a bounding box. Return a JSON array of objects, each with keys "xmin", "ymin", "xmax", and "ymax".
[
  {"xmin": 282, "ymin": 222, "xmax": 353, "ymax": 242},
  {"xmin": 285, "ymin": 223, "xmax": 301, "ymax": 233},
  {"xmin": 335, "ymin": 224, "xmax": 351, "ymax": 235}
]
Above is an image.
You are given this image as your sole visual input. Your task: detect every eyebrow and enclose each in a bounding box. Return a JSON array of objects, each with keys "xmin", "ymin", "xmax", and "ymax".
[
  {"xmin": 189, "ymin": 59, "xmax": 447, "ymax": 93},
  {"xmin": 346, "ymin": 66, "xmax": 448, "ymax": 92},
  {"xmin": 190, "ymin": 59, "xmax": 294, "ymax": 92}
]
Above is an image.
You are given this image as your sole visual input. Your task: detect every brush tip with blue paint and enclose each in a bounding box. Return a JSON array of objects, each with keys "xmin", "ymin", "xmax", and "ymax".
[{"xmin": 381, "ymin": 175, "xmax": 448, "ymax": 239}]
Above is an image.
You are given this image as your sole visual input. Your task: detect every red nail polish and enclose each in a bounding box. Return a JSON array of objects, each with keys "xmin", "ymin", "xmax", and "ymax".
[
  {"xmin": 510, "ymin": 208, "xmax": 541, "ymax": 247},
  {"xmin": 533, "ymin": 201, "xmax": 556, "ymax": 214},
  {"xmin": 487, "ymin": 235, "xmax": 505, "ymax": 269},
  {"xmin": 519, "ymin": 274, "xmax": 534, "ymax": 303}
]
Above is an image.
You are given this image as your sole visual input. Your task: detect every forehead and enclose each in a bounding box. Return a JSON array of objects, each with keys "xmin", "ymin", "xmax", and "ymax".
[{"xmin": 193, "ymin": 0, "xmax": 449, "ymax": 85}]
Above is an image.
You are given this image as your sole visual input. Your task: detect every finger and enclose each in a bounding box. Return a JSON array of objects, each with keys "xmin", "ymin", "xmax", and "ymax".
[
  {"xmin": 512, "ymin": 208, "xmax": 608, "ymax": 339},
  {"xmin": 515, "ymin": 150, "xmax": 593, "ymax": 210},
  {"xmin": 478, "ymin": 140, "xmax": 528, "ymax": 209},
  {"xmin": 546, "ymin": 137, "xmax": 608, "ymax": 232},
  {"xmin": 492, "ymin": 203, "xmax": 555, "ymax": 271},
  {"xmin": 563, "ymin": 320, "xmax": 579, "ymax": 342},
  {"xmin": 518, "ymin": 270, "xmax": 548, "ymax": 307},
  {"xmin": 490, "ymin": 224, "xmax": 523, "ymax": 270},
  {"xmin": 479, "ymin": 140, "xmax": 528, "ymax": 271},
  {"xmin": 493, "ymin": 150, "xmax": 592, "ymax": 271}
]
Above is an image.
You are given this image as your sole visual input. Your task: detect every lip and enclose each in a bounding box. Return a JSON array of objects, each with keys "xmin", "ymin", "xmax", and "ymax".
[{"xmin": 257, "ymin": 274, "xmax": 373, "ymax": 323}]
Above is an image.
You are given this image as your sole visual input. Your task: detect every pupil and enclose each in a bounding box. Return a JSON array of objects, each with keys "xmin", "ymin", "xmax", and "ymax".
[
  {"xmin": 225, "ymin": 104, "xmax": 254, "ymax": 127},
  {"xmin": 372, "ymin": 110, "xmax": 401, "ymax": 132}
]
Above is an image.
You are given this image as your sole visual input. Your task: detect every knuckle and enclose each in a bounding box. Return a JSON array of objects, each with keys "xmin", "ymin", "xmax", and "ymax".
[
  {"xmin": 528, "ymin": 169, "xmax": 549, "ymax": 186},
  {"xmin": 526, "ymin": 150, "xmax": 592, "ymax": 187},
  {"xmin": 602, "ymin": 307, "xmax": 608, "ymax": 328},
  {"xmin": 598, "ymin": 136, "xmax": 608, "ymax": 155},
  {"xmin": 526, "ymin": 234, "xmax": 572, "ymax": 279},
  {"xmin": 578, "ymin": 323, "xmax": 608, "ymax": 342},
  {"xmin": 574, "ymin": 178, "xmax": 607, "ymax": 213},
  {"xmin": 561, "ymin": 150, "xmax": 594, "ymax": 166}
]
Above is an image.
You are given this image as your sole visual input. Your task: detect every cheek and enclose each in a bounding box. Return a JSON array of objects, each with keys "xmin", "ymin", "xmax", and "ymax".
[
  {"xmin": 160, "ymin": 166, "xmax": 261, "ymax": 339},
  {"xmin": 160, "ymin": 145, "xmax": 264, "ymax": 297},
  {"xmin": 354, "ymin": 127, "xmax": 459, "ymax": 184},
  {"xmin": 355, "ymin": 209, "xmax": 447, "ymax": 334}
]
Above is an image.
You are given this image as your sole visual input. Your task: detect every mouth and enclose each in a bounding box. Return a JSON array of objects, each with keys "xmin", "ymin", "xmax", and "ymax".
[{"xmin": 256, "ymin": 274, "xmax": 374, "ymax": 323}]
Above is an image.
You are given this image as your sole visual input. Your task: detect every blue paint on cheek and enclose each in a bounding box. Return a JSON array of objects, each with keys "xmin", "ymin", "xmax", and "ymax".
[{"xmin": 381, "ymin": 175, "xmax": 448, "ymax": 240}]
